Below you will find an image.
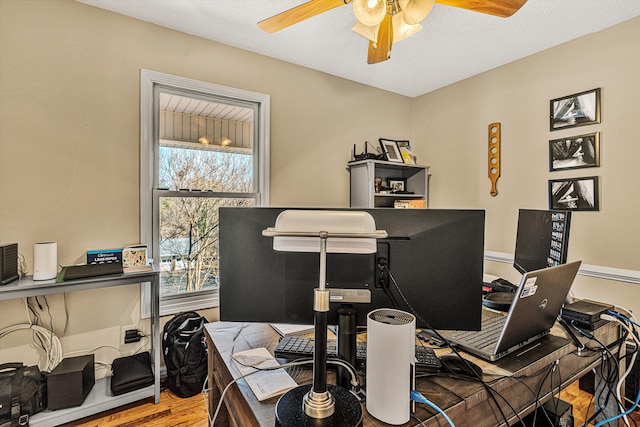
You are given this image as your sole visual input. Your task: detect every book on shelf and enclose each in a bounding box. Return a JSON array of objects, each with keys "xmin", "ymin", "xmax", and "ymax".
[
  {"xmin": 396, "ymin": 140, "xmax": 416, "ymax": 165},
  {"xmin": 394, "ymin": 199, "xmax": 427, "ymax": 209},
  {"xmin": 87, "ymin": 248, "xmax": 123, "ymax": 264}
]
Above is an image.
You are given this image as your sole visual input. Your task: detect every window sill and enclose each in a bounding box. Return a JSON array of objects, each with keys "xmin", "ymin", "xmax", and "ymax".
[
  {"xmin": 160, "ymin": 290, "xmax": 219, "ymax": 317},
  {"xmin": 141, "ymin": 285, "xmax": 219, "ymax": 318}
]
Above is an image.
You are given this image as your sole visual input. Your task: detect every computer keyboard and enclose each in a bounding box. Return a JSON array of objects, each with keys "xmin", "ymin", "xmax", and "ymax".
[{"xmin": 274, "ymin": 335, "xmax": 441, "ymax": 372}]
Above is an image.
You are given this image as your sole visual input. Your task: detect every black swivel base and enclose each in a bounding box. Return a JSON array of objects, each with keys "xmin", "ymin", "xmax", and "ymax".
[{"xmin": 275, "ymin": 384, "xmax": 363, "ymax": 427}]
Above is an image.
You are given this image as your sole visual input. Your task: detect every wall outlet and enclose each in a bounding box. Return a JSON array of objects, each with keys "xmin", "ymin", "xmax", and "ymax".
[{"xmin": 121, "ymin": 325, "xmax": 137, "ymax": 345}]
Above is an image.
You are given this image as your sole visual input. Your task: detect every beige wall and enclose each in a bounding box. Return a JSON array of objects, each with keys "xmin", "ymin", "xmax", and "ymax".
[
  {"xmin": 0, "ymin": 0, "xmax": 638, "ymax": 367},
  {"xmin": 0, "ymin": 0, "xmax": 411, "ymax": 365},
  {"xmin": 412, "ymin": 17, "xmax": 640, "ymax": 315}
]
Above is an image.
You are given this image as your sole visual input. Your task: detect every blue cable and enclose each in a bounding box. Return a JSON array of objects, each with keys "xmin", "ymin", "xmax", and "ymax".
[
  {"xmin": 590, "ymin": 309, "xmax": 640, "ymax": 427},
  {"xmin": 607, "ymin": 309, "xmax": 640, "ymax": 328},
  {"xmin": 411, "ymin": 390, "xmax": 456, "ymax": 427},
  {"xmin": 592, "ymin": 386, "xmax": 640, "ymax": 427}
]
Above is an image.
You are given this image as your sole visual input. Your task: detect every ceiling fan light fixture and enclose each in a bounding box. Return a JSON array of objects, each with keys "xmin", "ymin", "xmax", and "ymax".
[
  {"xmin": 392, "ymin": 11, "xmax": 422, "ymax": 42},
  {"xmin": 353, "ymin": 0, "xmax": 387, "ymax": 27},
  {"xmin": 399, "ymin": 0, "xmax": 435, "ymax": 25},
  {"xmin": 351, "ymin": 21, "xmax": 379, "ymax": 43}
]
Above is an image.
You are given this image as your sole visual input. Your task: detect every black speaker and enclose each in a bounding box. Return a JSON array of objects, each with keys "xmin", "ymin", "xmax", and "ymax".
[
  {"xmin": 47, "ymin": 355, "xmax": 95, "ymax": 410},
  {"xmin": 0, "ymin": 243, "xmax": 19, "ymax": 285}
]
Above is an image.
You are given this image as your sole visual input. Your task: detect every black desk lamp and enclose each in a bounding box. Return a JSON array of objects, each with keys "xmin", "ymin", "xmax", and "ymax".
[{"xmin": 263, "ymin": 210, "xmax": 387, "ymax": 427}]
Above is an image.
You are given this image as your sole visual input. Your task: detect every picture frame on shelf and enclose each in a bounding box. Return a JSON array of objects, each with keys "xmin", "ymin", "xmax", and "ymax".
[
  {"xmin": 388, "ymin": 178, "xmax": 407, "ymax": 193},
  {"xmin": 550, "ymin": 88, "xmax": 601, "ymax": 131},
  {"xmin": 549, "ymin": 132, "xmax": 600, "ymax": 171},
  {"xmin": 396, "ymin": 140, "xmax": 416, "ymax": 165},
  {"xmin": 379, "ymin": 138, "xmax": 404, "ymax": 163},
  {"xmin": 548, "ymin": 176, "xmax": 599, "ymax": 211}
]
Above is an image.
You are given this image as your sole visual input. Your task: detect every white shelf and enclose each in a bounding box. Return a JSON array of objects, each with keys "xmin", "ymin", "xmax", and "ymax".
[
  {"xmin": 29, "ymin": 378, "xmax": 154, "ymax": 426},
  {"xmin": 347, "ymin": 160, "xmax": 430, "ymax": 208},
  {"xmin": 1, "ymin": 269, "xmax": 161, "ymax": 424}
]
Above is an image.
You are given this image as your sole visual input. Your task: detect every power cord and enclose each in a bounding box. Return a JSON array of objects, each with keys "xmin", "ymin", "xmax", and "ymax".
[
  {"xmin": 0, "ymin": 323, "xmax": 63, "ymax": 371},
  {"xmin": 598, "ymin": 311, "xmax": 640, "ymax": 426},
  {"xmin": 206, "ymin": 359, "xmax": 317, "ymax": 426}
]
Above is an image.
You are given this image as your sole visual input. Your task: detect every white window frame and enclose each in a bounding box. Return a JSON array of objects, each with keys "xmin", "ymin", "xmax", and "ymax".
[{"xmin": 140, "ymin": 69, "xmax": 270, "ymax": 316}]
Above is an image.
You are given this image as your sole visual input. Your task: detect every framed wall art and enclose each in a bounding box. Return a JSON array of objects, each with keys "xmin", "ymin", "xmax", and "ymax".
[
  {"xmin": 549, "ymin": 132, "xmax": 600, "ymax": 171},
  {"xmin": 550, "ymin": 88, "xmax": 601, "ymax": 131},
  {"xmin": 548, "ymin": 176, "xmax": 599, "ymax": 211},
  {"xmin": 379, "ymin": 138, "xmax": 404, "ymax": 163}
]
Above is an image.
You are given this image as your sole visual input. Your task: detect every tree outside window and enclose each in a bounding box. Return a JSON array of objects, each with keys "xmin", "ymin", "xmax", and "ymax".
[{"xmin": 158, "ymin": 147, "xmax": 254, "ymax": 296}]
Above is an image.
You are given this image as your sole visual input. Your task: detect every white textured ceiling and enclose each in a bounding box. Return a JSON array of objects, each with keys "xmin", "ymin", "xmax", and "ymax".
[{"xmin": 76, "ymin": 0, "xmax": 640, "ymax": 97}]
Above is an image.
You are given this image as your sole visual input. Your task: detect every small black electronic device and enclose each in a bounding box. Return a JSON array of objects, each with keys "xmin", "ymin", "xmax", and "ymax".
[
  {"xmin": 514, "ymin": 397, "xmax": 573, "ymax": 427},
  {"xmin": 110, "ymin": 352, "xmax": 154, "ymax": 396},
  {"xmin": 438, "ymin": 354, "xmax": 482, "ymax": 378},
  {"xmin": 58, "ymin": 262, "xmax": 123, "ymax": 281},
  {"xmin": 0, "ymin": 243, "xmax": 19, "ymax": 285},
  {"xmin": 352, "ymin": 142, "xmax": 384, "ymax": 161},
  {"xmin": 560, "ymin": 299, "xmax": 613, "ymax": 329},
  {"xmin": 47, "ymin": 355, "xmax": 95, "ymax": 410}
]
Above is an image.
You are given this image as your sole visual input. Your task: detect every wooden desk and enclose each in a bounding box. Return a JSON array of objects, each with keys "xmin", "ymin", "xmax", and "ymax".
[{"xmin": 205, "ymin": 321, "xmax": 622, "ymax": 427}]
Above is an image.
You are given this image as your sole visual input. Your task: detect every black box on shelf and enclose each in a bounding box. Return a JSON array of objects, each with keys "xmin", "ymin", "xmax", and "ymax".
[
  {"xmin": 47, "ymin": 354, "xmax": 95, "ymax": 410},
  {"xmin": 0, "ymin": 243, "xmax": 19, "ymax": 285},
  {"xmin": 514, "ymin": 397, "xmax": 573, "ymax": 427},
  {"xmin": 110, "ymin": 352, "xmax": 154, "ymax": 396}
]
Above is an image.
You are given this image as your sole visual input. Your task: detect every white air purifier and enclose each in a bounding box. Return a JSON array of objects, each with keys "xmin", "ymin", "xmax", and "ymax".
[
  {"xmin": 366, "ymin": 308, "xmax": 416, "ymax": 425},
  {"xmin": 33, "ymin": 242, "xmax": 57, "ymax": 281}
]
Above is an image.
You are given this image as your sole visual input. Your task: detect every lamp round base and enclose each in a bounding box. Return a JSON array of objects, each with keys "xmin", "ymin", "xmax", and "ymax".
[{"xmin": 275, "ymin": 384, "xmax": 363, "ymax": 427}]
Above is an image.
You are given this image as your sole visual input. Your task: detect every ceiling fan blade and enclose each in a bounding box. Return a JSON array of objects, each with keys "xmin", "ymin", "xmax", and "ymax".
[
  {"xmin": 258, "ymin": 0, "xmax": 350, "ymax": 33},
  {"xmin": 367, "ymin": 13, "xmax": 393, "ymax": 64},
  {"xmin": 435, "ymin": 0, "xmax": 527, "ymax": 17}
]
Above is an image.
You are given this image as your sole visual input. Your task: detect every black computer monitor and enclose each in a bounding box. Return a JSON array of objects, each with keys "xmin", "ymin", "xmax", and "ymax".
[
  {"xmin": 219, "ymin": 207, "xmax": 485, "ymax": 331},
  {"xmin": 513, "ymin": 209, "xmax": 571, "ymax": 274}
]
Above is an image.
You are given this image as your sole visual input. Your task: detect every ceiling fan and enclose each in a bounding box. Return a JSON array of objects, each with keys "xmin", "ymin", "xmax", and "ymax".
[{"xmin": 258, "ymin": 0, "xmax": 528, "ymax": 64}]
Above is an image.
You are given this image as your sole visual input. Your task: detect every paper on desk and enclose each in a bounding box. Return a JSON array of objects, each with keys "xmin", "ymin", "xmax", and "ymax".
[
  {"xmin": 270, "ymin": 323, "xmax": 314, "ymax": 337},
  {"xmin": 231, "ymin": 347, "xmax": 298, "ymax": 401}
]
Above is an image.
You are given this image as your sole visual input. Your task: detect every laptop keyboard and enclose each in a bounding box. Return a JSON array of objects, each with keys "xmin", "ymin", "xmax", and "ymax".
[{"xmin": 443, "ymin": 314, "xmax": 507, "ymax": 348}]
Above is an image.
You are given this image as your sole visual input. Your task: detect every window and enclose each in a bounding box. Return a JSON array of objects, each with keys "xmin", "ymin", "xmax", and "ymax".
[{"xmin": 140, "ymin": 70, "xmax": 270, "ymax": 316}]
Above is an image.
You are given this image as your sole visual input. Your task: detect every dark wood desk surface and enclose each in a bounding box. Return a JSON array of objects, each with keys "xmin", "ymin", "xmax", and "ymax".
[{"xmin": 205, "ymin": 321, "xmax": 621, "ymax": 427}]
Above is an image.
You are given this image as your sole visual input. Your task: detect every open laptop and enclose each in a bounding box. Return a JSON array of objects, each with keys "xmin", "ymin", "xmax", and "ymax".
[{"xmin": 439, "ymin": 260, "xmax": 581, "ymax": 361}]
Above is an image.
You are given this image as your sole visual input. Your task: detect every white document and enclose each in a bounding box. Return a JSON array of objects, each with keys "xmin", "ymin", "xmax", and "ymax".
[
  {"xmin": 270, "ymin": 323, "xmax": 314, "ymax": 337},
  {"xmin": 231, "ymin": 347, "xmax": 298, "ymax": 401}
]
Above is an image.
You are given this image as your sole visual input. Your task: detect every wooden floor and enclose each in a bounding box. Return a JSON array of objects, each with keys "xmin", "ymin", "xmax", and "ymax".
[{"xmin": 65, "ymin": 381, "xmax": 638, "ymax": 427}]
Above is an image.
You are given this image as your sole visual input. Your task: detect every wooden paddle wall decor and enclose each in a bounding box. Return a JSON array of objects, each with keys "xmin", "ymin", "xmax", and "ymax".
[{"xmin": 488, "ymin": 123, "xmax": 501, "ymax": 197}]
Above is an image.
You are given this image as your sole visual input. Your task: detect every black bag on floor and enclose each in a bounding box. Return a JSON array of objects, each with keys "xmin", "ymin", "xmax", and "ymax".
[
  {"xmin": 0, "ymin": 363, "xmax": 47, "ymax": 427},
  {"xmin": 162, "ymin": 311, "xmax": 208, "ymax": 398}
]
